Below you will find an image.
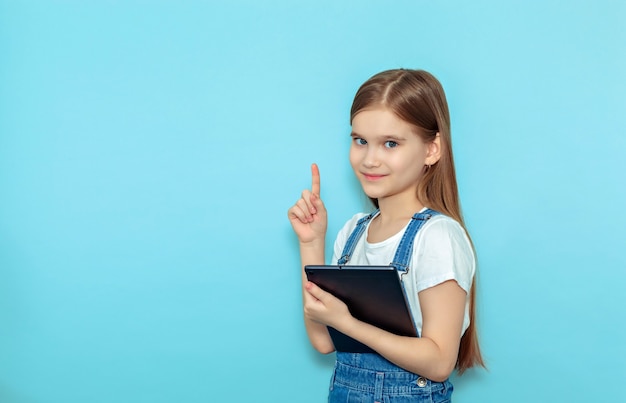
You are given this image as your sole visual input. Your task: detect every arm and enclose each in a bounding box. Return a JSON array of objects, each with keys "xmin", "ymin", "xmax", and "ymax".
[
  {"xmin": 304, "ymin": 279, "xmax": 466, "ymax": 380},
  {"xmin": 287, "ymin": 164, "xmax": 335, "ymax": 353}
]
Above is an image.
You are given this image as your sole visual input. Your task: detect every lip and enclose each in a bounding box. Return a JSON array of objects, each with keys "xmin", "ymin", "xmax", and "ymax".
[{"xmin": 362, "ymin": 173, "xmax": 387, "ymax": 181}]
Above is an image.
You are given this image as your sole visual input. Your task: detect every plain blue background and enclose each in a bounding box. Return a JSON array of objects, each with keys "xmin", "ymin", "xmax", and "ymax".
[{"xmin": 1, "ymin": 1, "xmax": 625, "ymax": 402}]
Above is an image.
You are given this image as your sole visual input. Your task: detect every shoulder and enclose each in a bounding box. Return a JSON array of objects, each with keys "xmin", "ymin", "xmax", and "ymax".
[
  {"xmin": 412, "ymin": 213, "xmax": 475, "ymax": 292},
  {"xmin": 332, "ymin": 211, "xmax": 375, "ymax": 248},
  {"xmin": 418, "ymin": 214, "xmax": 474, "ymax": 260},
  {"xmin": 336, "ymin": 212, "xmax": 372, "ymax": 238},
  {"xmin": 420, "ymin": 214, "xmax": 471, "ymax": 245},
  {"xmin": 345, "ymin": 211, "xmax": 373, "ymax": 227}
]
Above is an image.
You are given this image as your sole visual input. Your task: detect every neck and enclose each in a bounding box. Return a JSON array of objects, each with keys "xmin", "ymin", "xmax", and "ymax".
[{"xmin": 376, "ymin": 193, "xmax": 425, "ymax": 223}]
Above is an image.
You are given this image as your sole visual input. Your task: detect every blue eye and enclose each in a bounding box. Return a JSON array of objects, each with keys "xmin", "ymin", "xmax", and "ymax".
[
  {"xmin": 354, "ymin": 138, "xmax": 367, "ymax": 146},
  {"xmin": 384, "ymin": 140, "xmax": 398, "ymax": 148}
]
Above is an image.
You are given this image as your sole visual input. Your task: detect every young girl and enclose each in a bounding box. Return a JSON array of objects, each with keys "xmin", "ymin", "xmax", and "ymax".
[{"xmin": 288, "ymin": 69, "xmax": 483, "ymax": 402}]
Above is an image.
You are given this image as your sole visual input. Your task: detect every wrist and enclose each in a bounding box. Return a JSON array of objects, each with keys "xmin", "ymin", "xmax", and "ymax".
[
  {"xmin": 299, "ymin": 238, "xmax": 325, "ymax": 249},
  {"xmin": 334, "ymin": 313, "xmax": 359, "ymax": 335}
]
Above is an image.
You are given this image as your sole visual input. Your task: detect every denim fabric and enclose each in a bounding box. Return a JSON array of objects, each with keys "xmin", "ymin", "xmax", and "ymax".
[
  {"xmin": 337, "ymin": 210, "xmax": 379, "ymax": 265},
  {"xmin": 337, "ymin": 209, "xmax": 439, "ymax": 270},
  {"xmin": 330, "ymin": 210, "xmax": 451, "ymax": 402},
  {"xmin": 329, "ymin": 353, "xmax": 453, "ymax": 403},
  {"xmin": 389, "ymin": 210, "xmax": 439, "ymax": 274}
]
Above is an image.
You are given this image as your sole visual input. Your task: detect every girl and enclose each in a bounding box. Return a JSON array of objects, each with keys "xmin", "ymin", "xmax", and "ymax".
[{"xmin": 288, "ymin": 69, "xmax": 483, "ymax": 402}]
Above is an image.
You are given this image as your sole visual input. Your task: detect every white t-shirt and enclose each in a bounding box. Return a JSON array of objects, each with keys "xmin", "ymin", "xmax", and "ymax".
[{"xmin": 331, "ymin": 210, "xmax": 475, "ymax": 336}]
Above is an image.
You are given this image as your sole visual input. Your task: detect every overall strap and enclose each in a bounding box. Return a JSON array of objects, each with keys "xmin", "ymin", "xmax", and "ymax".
[
  {"xmin": 337, "ymin": 209, "xmax": 379, "ymax": 265},
  {"xmin": 389, "ymin": 209, "xmax": 440, "ymax": 273},
  {"xmin": 334, "ymin": 208, "xmax": 440, "ymax": 343}
]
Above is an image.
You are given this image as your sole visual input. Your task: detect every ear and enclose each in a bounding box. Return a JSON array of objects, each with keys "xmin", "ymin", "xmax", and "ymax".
[{"xmin": 425, "ymin": 133, "xmax": 442, "ymax": 166}]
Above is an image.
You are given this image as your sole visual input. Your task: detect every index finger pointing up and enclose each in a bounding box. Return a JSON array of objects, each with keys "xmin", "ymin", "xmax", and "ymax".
[{"xmin": 311, "ymin": 163, "xmax": 321, "ymax": 196}]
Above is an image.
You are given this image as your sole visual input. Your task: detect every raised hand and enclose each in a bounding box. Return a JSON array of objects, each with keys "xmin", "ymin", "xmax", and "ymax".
[{"xmin": 288, "ymin": 163, "xmax": 328, "ymax": 244}]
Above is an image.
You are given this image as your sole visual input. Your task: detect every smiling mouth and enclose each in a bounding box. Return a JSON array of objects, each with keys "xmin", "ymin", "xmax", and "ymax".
[{"xmin": 362, "ymin": 173, "xmax": 386, "ymax": 181}]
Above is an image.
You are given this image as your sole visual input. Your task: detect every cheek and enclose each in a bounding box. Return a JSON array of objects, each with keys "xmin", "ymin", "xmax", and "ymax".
[
  {"xmin": 406, "ymin": 146, "xmax": 429, "ymax": 167},
  {"xmin": 348, "ymin": 147, "xmax": 359, "ymax": 168}
]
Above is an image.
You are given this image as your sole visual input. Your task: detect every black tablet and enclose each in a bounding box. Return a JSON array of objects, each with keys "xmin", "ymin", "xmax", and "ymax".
[{"xmin": 304, "ymin": 265, "xmax": 417, "ymax": 353}]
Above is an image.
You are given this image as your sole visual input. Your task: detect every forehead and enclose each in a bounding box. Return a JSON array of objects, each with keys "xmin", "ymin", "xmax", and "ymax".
[{"xmin": 351, "ymin": 108, "xmax": 416, "ymax": 137}]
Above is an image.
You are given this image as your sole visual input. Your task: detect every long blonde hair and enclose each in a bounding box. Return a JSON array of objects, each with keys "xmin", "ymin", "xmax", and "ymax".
[{"xmin": 350, "ymin": 69, "xmax": 484, "ymax": 373}]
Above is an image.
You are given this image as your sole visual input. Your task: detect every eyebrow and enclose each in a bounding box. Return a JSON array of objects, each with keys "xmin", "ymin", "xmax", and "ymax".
[
  {"xmin": 382, "ymin": 135, "xmax": 406, "ymax": 141},
  {"xmin": 350, "ymin": 132, "xmax": 406, "ymax": 141}
]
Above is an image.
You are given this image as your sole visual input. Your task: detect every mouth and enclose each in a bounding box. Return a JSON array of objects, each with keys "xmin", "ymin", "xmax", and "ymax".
[{"xmin": 362, "ymin": 173, "xmax": 386, "ymax": 181}]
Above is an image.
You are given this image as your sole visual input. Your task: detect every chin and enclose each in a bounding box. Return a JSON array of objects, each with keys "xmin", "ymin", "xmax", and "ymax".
[
  {"xmin": 359, "ymin": 182, "xmax": 389, "ymax": 199},
  {"xmin": 362, "ymin": 191, "xmax": 386, "ymax": 200}
]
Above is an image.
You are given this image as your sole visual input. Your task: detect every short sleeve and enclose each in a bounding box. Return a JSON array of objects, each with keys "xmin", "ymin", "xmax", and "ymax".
[{"xmin": 411, "ymin": 216, "xmax": 475, "ymax": 294}]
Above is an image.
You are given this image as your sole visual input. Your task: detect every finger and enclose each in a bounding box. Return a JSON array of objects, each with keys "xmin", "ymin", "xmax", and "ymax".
[
  {"xmin": 301, "ymin": 190, "xmax": 317, "ymax": 218},
  {"xmin": 305, "ymin": 281, "xmax": 329, "ymax": 302},
  {"xmin": 288, "ymin": 203, "xmax": 311, "ymax": 223},
  {"xmin": 309, "ymin": 193, "xmax": 325, "ymax": 215},
  {"xmin": 311, "ymin": 163, "xmax": 321, "ymax": 196},
  {"xmin": 295, "ymin": 198, "xmax": 314, "ymax": 222}
]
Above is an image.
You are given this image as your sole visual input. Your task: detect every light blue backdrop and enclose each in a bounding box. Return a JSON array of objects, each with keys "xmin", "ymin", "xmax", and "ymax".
[{"xmin": 1, "ymin": 1, "xmax": 624, "ymax": 402}]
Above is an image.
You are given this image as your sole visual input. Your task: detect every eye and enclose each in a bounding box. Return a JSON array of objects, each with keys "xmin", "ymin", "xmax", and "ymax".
[
  {"xmin": 353, "ymin": 137, "xmax": 367, "ymax": 146},
  {"xmin": 384, "ymin": 140, "xmax": 398, "ymax": 148}
]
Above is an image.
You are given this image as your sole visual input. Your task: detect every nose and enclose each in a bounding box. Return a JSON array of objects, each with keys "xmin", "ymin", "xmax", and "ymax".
[{"xmin": 363, "ymin": 147, "xmax": 381, "ymax": 168}]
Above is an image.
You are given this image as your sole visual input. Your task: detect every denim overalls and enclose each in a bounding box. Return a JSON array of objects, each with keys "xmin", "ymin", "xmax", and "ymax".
[{"xmin": 328, "ymin": 209, "xmax": 454, "ymax": 403}]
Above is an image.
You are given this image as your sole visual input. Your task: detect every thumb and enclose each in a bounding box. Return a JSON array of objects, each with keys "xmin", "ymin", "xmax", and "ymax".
[{"xmin": 310, "ymin": 193, "xmax": 326, "ymax": 212}]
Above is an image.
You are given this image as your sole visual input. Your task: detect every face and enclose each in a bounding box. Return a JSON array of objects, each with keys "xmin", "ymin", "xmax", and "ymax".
[{"xmin": 349, "ymin": 108, "xmax": 439, "ymax": 205}]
